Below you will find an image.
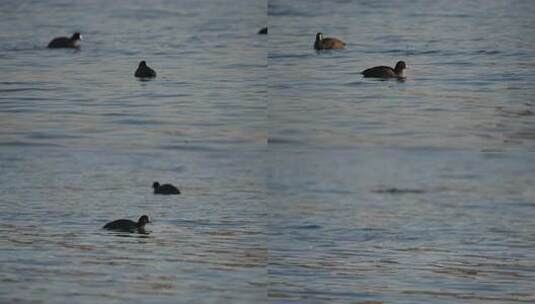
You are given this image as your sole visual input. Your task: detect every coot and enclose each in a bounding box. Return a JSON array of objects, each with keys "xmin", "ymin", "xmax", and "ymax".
[
  {"xmin": 48, "ymin": 32, "xmax": 82, "ymax": 49},
  {"xmin": 103, "ymin": 215, "xmax": 150, "ymax": 232},
  {"xmin": 362, "ymin": 61, "xmax": 407, "ymax": 79},
  {"xmin": 153, "ymin": 181, "xmax": 180, "ymax": 195},
  {"xmin": 135, "ymin": 61, "xmax": 157, "ymax": 78}
]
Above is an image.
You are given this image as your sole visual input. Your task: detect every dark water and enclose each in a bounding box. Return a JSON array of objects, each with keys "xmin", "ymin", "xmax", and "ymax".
[{"xmin": 1, "ymin": 0, "xmax": 535, "ymax": 303}]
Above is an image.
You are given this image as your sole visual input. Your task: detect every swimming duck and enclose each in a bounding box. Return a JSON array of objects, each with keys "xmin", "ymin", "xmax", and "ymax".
[
  {"xmin": 362, "ymin": 61, "xmax": 407, "ymax": 79},
  {"xmin": 135, "ymin": 61, "xmax": 157, "ymax": 78},
  {"xmin": 48, "ymin": 32, "xmax": 82, "ymax": 49},
  {"xmin": 314, "ymin": 32, "xmax": 345, "ymax": 50},
  {"xmin": 103, "ymin": 215, "xmax": 150, "ymax": 231},
  {"xmin": 258, "ymin": 27, "xmax": 268, "ymax": 35},
  {"xmin": 153, "ymin": 181, "xmax": 180, "ymax": 195}
]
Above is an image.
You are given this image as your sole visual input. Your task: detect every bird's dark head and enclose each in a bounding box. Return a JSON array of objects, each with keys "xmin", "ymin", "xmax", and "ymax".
[
  {"xmin": 395, "ymin": 61, "xmax": 407, "ymax": 72},
  {"xmin": 139, "ymin": 61, "xmax": 147, "ymax": 67},
  {"xmin": 152, "ymin": 181, "xmax": 160, "ymax": 189},
  {"xmin": 71, "ymin": 32, "xmax": 82, "ymax": 41},
  {"xmin": 138, "ymin": 215, "xmax": 151, "ymax": 225},
  {"xmin": 315, "ymin": 32, "xmax": 323, "ymax": 41}
]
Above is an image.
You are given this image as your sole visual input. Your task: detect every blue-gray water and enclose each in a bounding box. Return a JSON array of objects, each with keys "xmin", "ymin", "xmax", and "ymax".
[{"xmin": 1, "ymin": 0, "xmax": 535, "ymax": 303}]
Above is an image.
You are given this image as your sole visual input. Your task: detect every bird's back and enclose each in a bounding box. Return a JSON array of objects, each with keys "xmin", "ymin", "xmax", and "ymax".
[
  {"xmin": 48, "ymin": 37, "xmax": 72, "ymax": 48},
  {"xmin": 103, "ymin": 219, "xmax": 136, "ymax": 230},
  {"xmin": 316, "ymin": 37, "xmax": 345, "ymax": 50},
  {"xmin": 362, "ymin": 66, "xmax": 396, "ymax": 78},
  {"xmin": 135, "ymin": 67, "xmax": 156, "ymax": 78},
  {"xmin": 155, "ymin": 184, "xmax": 180, "ymax": 195}
]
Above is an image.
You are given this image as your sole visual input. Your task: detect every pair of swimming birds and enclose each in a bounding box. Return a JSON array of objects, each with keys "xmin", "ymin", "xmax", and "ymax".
[
  {"xmin": 102, "ymin": 182, "xmax": 179, "ymax": 232},
  {"xmin": 47, "ymin": 32, "xmax": 157, "ymax": 78},
  {"xmin": 315, "ymin": 32, "xmax": 406, "ymax": 79}
]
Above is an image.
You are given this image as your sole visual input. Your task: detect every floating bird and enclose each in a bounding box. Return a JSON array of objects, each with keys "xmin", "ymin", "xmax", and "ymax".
[
  {"xmin": 362, "ymin": 61, "xmax": 407, "ymax": 79},
  {"xmin": 103, "ymin": 215, "xmax": 151, "ymax": 232},
  {"xmin": 48, "ymin": 32, "xmax": 82, "ymax": 49},
  {"xmin": 153, "ymin": 181, "xmax": 180, "ymax": 195},
  {"xmin": 314, "ymin": 32, "xmax": 345, "ymax": 50},
  {"xmin": 258, "ymin": 27, "xmax": 268, "ymax": 35},
  {"xmin": 135, "ymin": 61, "xmax": 157, "ymax": 78}
]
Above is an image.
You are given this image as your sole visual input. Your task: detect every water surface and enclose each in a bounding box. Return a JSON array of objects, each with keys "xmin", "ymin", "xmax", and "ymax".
[
  {"xmin": 1, "ymin": 0, "xmax": 535, "ymax": 303},
  {"xmin": 267, "ymin": 0, "xmax": 535, "ymax": 303},
  {"xmin": 1, "ymin": 0, "xmax": 267, "ymax": 303}
]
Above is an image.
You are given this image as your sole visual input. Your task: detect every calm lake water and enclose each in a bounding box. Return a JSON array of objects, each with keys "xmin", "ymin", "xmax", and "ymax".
[{"xmin": 1, "ymin": 0, "xmax": 535, "ymax": 303}]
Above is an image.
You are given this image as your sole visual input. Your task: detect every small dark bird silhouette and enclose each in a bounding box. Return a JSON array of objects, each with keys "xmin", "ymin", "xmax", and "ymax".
[
  {"xmin": 153, "ymin": 181, "xmax": 180, "ymax": 195},
  {"xmin": 135, "ymin": 61, "xmax": 157, "ymax": 78},
  {"xmin": 103, "ymin": 215, "xmax": 151, "ymax": 232},
  {"xmin": 362, "ymin": 61, "xmax": 407, "ymax": 79},
  {"xmin": 48, "ymin": 32, "xmax": 82, "ymax": 49}
]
